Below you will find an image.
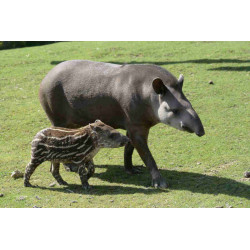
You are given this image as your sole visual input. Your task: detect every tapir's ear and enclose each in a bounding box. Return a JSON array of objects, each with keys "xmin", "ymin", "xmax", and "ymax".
[
  {"xmin": 152, "ymin": 78, "xmax": 167, "ymax": 95},
  {"xmin": 178, "ymin": 74, "xmax": 184, "ymax": 89}
]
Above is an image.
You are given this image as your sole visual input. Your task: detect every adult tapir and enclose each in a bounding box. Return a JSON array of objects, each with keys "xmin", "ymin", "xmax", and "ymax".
[{"xmin": 39, "ymin": 60, "xmax": 205, "ymax": 188}]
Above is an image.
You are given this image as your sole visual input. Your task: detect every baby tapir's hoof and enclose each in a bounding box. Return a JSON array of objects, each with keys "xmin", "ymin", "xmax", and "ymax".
[{"xmin": 82, "ymin": 182, "xmax": 91, "ymax": 190}]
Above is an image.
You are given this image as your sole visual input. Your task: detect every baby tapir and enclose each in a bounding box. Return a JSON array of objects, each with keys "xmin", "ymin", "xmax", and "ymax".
[{"xmin": 24, "ymin": 120, "xmax": 129, "ymax": 189}]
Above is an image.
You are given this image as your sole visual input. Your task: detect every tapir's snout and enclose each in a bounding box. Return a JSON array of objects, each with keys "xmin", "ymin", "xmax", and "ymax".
[
  {"xmin": 180, "ymin": 114, "xmax": 205, "ymax": 137},
  {"xmin": 194, "ymin": 117, "xmax": 205, "ymax": 137},
  {"xmin": 195, "ymin": 128, "xmax": 205, "ymax": 137}
]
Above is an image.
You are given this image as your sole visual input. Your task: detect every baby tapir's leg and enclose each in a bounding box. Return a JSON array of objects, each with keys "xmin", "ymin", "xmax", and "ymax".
[
  {"xmin": 24, "ymin": 159, "xmax": 42, "ymax": 187},
  {"xmin": 86, "ymin": 160, "xmax": 95, "ymax": 180},
  {"xmin": 78, "ymin": 164, "xmax": 89, "ymax": 190},
  {"xmin": 50, "ymin": 162, "xmax": 68, "ymax": 185}
]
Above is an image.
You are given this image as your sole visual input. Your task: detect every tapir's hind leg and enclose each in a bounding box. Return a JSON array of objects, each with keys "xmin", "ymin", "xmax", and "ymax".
[
  {"xmin": 24, "ymin": 159, "xmax": 42, "ymax": 187},
  {"xmin": 50, "ymin": 162, "xmax": 68, "ymax": 185}
]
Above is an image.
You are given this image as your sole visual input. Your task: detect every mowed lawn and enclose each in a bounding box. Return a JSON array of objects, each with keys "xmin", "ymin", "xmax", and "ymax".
[{"xmin": 0, "ymin": 41, "xmax": 249, "ymax": 208}]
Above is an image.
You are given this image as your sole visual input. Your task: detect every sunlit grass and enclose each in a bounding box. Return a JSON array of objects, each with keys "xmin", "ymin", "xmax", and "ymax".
[{"xmin": 0, "ymin": 41, "xmax": 249, "ymax": 207}]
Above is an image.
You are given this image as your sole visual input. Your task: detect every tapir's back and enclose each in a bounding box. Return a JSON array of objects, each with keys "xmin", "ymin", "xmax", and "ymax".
[
  {"xmin": 39, "ymin": 60, "xmax": 128, "ymax": 128},
  {"xmin": 39, "ymin": 60, "xmax": 175, "ymax": 129}
]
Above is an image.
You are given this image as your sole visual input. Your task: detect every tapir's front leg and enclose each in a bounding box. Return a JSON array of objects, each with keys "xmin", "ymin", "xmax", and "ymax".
[
  {"xmin": 127, "ymin": 126, "xmax": 168, "ymax": 188},
  {"xmin": 124, "ymin": 132, "xmax": 143, "ymax": 174}
]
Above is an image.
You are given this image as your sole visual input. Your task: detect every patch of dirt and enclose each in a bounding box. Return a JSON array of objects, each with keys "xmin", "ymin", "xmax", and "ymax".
[
  {"xmin": 239, "ymin": 178, "xmax": 250, "ymax": 182},
  {"xmin": 205, "ymin": 161, "xmax": 237, "ymax": 176}
]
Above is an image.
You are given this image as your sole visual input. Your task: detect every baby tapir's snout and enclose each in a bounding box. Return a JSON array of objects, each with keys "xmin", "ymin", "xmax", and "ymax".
[{"xmin": 114, "ymin": 133, "xmax": 130, "ymax": 146}]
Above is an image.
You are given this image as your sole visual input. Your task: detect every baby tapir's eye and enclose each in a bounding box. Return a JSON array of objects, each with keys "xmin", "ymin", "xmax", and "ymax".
[{"xmin": 109, "ymin": 133, "xmax": 119, "ymax": 140}]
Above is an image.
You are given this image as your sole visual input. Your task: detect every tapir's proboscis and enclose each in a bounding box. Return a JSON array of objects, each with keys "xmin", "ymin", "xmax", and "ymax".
[{"xmin": 39, "ymin": 60, "xmax": 205, "ymax": 188}]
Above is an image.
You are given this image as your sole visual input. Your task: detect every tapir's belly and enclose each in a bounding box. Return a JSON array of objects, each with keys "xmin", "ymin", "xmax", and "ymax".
[{"xmin": 66, "ymin": 94, "xmax": 126, "ymax": 129}]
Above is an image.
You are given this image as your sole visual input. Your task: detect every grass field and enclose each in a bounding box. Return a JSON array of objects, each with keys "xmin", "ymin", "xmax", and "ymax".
[{"xmin": 0, "ymin": 41, "xmax": 249, "ymax": 208}]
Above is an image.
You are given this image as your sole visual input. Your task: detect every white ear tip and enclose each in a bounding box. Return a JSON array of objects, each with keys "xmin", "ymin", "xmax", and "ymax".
[{"xmin": 179, "ymin": 74, "xmax": 184, "ymax": 81}]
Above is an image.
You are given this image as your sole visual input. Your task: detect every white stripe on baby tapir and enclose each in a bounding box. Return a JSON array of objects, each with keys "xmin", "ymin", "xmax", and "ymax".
[
  {"xmin": 31, "ymin": 155, "xmax": 46, "ymax": 161},
  {"xmin": 45, "ymin": 133, "xmax": 87, "ymax": 141},
  {"xmin": 74, "ymin": 134, "xmax": 91, "ymax": 141},
  {"xmin": 77, "ymin": 137, "xmax": 91, "ymax": 150},
  {"xmin": 33, "ymin": 148, "xmax": 44, "ymax": 154},
  {"xmin": 39, "ymin": 132, "xmax": 46, "ymax": 137},
  {"xmin": 59, "ymin": 151, "xmax": 79, "ymax": 158},
  {"xmin": 39, "ymin": 150, "xmax": 49, "ymax": 156},
  {"xmin": 46, "ymin": 151, "xmax": 57, "ymax": 159},
  {"xmin": 38, "ymin": 142, "xmax": 79, "ymax": 149},
  {"xmin": 72, "ymin": 159, "xmax": 84, "ymax": 164},
  {"xmin": 49, "ymin": 128, "xmax": 83, "ymax": 133},
  {"xmin": 75, "ymin": 146, "xmax": 93, "ymax": 157},
  {"xmin": 50, "ymin": 152, "xmax": 62, "ymax": 158},
  {"xmin": 32, "ymin": 138, "xmax": 42, "ymax": 143}
]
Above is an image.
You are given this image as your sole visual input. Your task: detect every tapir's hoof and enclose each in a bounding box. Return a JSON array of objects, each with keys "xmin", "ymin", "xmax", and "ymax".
[
  {"xmin": 152, "ymin": 176, "xmax": 169, "ymax": 189},
  {"xmin": 125, "ymin": 166, "xmax": 144, "ymax": 175},
  {"xmin": 24, "ymin": 181, "xmax": 33, "ymax": 188},
  {"xmin": 58, "ymin": 180, "xmax": 69, "ymax": 186}
]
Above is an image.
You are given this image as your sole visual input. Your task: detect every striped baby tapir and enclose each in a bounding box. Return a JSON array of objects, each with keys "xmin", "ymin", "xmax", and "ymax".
[{"xmin": 24, "ymin": 120, "xmax": 129, "ymax": 189}]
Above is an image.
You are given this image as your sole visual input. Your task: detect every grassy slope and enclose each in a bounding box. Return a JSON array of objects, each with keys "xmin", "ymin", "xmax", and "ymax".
[{"xmin": 0, "ymin": 41, "xmax": 249, "ymax": 208}]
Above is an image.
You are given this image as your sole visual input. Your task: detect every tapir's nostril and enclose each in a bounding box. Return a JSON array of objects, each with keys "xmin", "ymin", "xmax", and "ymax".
[{"xmin": 196, "ymin": 130, "xmax": 205, "ymax": 137}]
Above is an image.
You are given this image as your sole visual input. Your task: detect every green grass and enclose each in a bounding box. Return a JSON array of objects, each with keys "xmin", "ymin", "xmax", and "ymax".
[{"xmin": 0, "ymin": 41, "xmax": 249, "ymax": 208}]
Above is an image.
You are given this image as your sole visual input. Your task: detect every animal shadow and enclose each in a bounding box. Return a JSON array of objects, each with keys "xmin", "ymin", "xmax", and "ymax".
[
  {"xmin": 93, "ymin": 165, "xmax": 250, "ymax": 199},
  {"xmin": 38, "ymin": 164, "xmax": 250, "ymax": 199}
]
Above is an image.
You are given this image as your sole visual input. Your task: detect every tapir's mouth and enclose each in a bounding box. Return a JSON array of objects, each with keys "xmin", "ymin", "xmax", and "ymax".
[
  {"xmin": 195, "ymin": 130, "xmax": 205, "ymax": 137},
  {"xmin": 181, "ymin": 126, "xmax": 194, "ymax": 133}
]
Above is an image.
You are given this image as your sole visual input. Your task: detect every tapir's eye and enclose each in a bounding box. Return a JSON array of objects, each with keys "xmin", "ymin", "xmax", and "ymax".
[{"xmin": 171, "ymin": 109, "xmax": 178, "ymax": 114}]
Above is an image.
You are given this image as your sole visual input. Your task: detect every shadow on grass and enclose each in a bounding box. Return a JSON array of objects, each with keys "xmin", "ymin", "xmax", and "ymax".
[
  {"xmin": 50, "ymin": 59, "xmax": 250, "ymax": 66},
  {"xmin": 50, "ymin": 59, "xmax": 250, "ymax": 72},
  {"xmin": 208, "ymin": 66, "xmax": 250, "ymax": 72},
  {"xmin": 1, "ymin": 42, "xmax": 58, "ymax": 50},
  {"xmin": 36, "ymin": 165, "xmax": 250, "ymax": 199}
]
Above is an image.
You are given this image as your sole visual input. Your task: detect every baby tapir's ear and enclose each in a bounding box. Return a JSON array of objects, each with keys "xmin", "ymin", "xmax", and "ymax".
[
  {"xmin": 95, "ymin": 119, "xmax": 102, "ymax": 123},
  {"xmin": 89, "ymin": 123, "xmax": 95, "ymax": 130},
  {"xmin": 152, "ymin": 78, "xmax": 167, "ymax": 95}
]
